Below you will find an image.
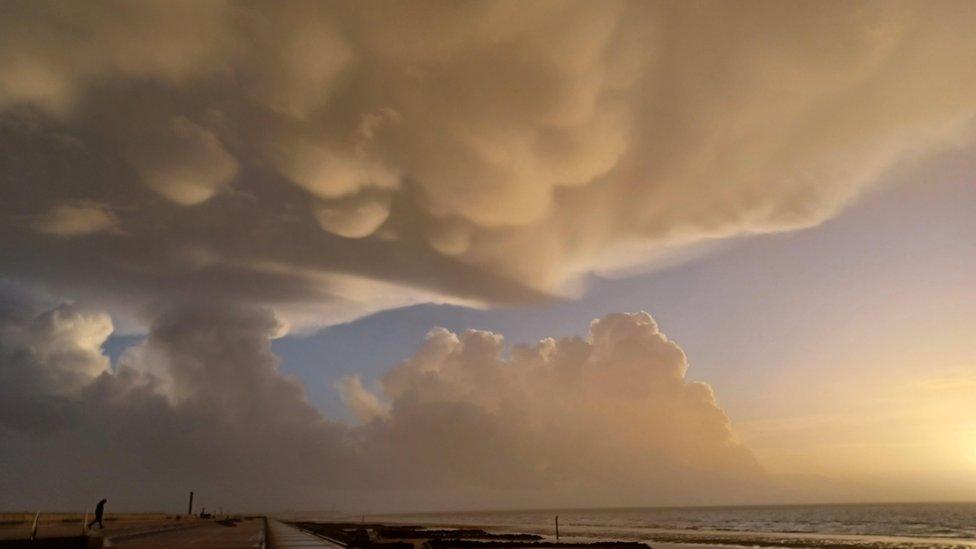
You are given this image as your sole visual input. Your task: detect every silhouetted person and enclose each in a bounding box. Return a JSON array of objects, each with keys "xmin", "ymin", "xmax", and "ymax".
[{"xmin": 87, "ymin": 499, "xmax": 107, "ymax": 530}]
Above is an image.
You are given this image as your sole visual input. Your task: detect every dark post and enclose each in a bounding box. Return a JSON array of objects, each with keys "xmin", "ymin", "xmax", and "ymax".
[
  {"xmin": 555, "ymin": 515, "xmax": 559, "ymax": 542},
  {"xmin": 29, "ymin": 512, "xmax": 39, "ymax": 541},
  {"xmin": 188, "ymin": 491, "xmax": 194, "ymax": 515}
]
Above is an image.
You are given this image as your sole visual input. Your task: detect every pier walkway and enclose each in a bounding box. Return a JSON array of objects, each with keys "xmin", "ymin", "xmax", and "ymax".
[{"xmin": 266, "ymin": 520, "xmax": 344, "ymax": 548}]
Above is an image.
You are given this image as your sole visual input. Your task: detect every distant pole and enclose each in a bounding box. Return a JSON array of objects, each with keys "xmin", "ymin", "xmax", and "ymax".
[
  {"xmin": 188, "ymin": 491, "xmax": 194, "ymax": 515},
  {"xmin": 555, "ymin": 515, "xmax": 559, "ymax": 542},
  {"xmin": 82, "ymin": 510, "xmax": 88, "ymax": 535},
  {"xmin": 29, "ymin": 511, "xmax": 39, "ymax": 541}
]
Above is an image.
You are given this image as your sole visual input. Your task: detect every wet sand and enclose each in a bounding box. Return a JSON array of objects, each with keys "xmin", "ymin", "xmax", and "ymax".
[
  {"xmin": 289, "ymin": 521, "xmax": 651, "ymax": 548},
  {"xmin": 365, "ymin": 518, "xmax": 976, "ymax": 549}
]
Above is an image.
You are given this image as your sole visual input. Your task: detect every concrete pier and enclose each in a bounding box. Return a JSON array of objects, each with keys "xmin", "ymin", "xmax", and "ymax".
[{"xmin": 266, "ymin": 521, "xmax": 343, "ymax": 548}]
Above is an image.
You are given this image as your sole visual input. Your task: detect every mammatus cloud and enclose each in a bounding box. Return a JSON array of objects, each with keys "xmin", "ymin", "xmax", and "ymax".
[
  {"xmin": 2, "ymin": 2, "xmax": 976, "ymax": 328},
  {"xmin": 33, "ymin": 202, "xmax": 118, "ymax": 237},
  {"xmin": 1, "ymin": 0, "xmax": 975, "ymax": 514},
  {"xmin": 124, "ymin": 117, "xmax": 239, "ymax": 206},
  {"xmin": 0, "ymin": 293, "xmax": 762, "ymax": 511}
]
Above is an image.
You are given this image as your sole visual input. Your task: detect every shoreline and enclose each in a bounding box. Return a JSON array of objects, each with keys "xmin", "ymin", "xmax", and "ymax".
[{"xmin": 365, "ymin": 518, "xmax": 976, "ymax": 549}]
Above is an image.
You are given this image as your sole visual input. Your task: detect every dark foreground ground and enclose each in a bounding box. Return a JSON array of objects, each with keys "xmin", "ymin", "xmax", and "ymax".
[
  {"xmin": 0, "ymin": 516, "xmax": 264, "ymax": 549},
  {"xmin": 5, "ymin": 514, "xmax": 968, "ymax": 549},
  {"xmin": 0, "ymin": 518, "xmax": 653, "ymax": 549}
]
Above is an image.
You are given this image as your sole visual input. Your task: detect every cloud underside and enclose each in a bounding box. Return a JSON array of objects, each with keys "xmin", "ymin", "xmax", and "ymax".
[
  {"xmin": 0, "ymin": 298, "xmax": 760, "ymax": 511},
  {"xmin": 1, "ymin": 0, "xmax": 975, "ymax": 512},
  {"xmin": 1, "ymin": 1, "xmax": 975, "ymax": 328}
]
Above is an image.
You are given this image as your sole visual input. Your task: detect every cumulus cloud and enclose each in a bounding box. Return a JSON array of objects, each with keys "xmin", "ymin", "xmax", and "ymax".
[
  {"xmin": 1, "ymin": 1, "xmax": 975, "ymax": 328},
  {"xmin": 0, "ymin": 299, "xmax": 112, "ymax": 433},
  {"xmin": 352, "ymin": 312, "xmax": 761, "ymax": 498},
  {"xmin": 0, "ymin": 296, "xmax": 353, "ymax": 510},
  {"xmin": 0, "ymin": 291, "xmax": 762, "ymax": 511},
  {"xmin": 335, "ymin": 375, "xmax": 390, "ymax": 423}
]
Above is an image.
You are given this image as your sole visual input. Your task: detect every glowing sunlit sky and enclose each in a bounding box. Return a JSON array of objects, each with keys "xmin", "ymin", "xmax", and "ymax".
[{"xmin": 1, "ymin": 0, "xmax": 975, "ymax": 512}]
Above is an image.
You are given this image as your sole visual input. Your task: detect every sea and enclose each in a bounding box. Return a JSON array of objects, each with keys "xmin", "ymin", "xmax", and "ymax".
[{"xmin": 374, "ymin": 502, "xmax": 976, "ymax": 548}]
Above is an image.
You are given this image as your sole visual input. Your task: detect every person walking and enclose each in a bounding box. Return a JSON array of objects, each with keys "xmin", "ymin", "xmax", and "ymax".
[{"xmin": 87, "ymin": 499, "xmax": 107, "ymax": 530}]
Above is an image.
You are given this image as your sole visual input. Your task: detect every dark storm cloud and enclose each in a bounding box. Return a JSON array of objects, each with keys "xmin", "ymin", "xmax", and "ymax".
[{"xmin": 2, "ymin": 1, "xmax": 975, "ymax": 328}]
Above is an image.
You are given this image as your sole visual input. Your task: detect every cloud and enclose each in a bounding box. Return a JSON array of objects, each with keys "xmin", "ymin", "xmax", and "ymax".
[
  {"xmin": 353, "ymin": 312, "xmax": 761, "ymax": 498},
  {"xmin": 124, "ymin": 117, "xmax": 239, "ymax": 206},
  {"xmin": 0, "ymin": 292, "xmax": 762, "ymax": 511},
  {"xmin": 33, "ymin": 202, "xmax": 118, "ymax": 236},
  {"xmin": 314, "ymin": 194, "xmax": 393, "ymax": 239},
  {"xmin": 1, "ymin": 1, "xmax": 975, "ymax": 513},
  {"xmin": 0, "ymin": 298, "xmax": 112, "ymax": 433},
  {"xmin": 335, "ymin": 375, "xmax": 389, "ymax": 423},
  {"xmin": 1, "ymin": 1, "xmax": 975, "ymax": 328},
  {"xmin": 0, "ymin": 296, "xmax": 354, "ymax": 510}
]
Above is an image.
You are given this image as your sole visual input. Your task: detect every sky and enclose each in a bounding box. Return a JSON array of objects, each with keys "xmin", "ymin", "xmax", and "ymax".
[{"xmin": 1, "ymin": 1, "xmax": 975, "ymax": 514}]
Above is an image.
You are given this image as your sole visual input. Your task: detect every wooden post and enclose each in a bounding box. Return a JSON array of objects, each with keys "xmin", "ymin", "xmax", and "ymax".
[
  {"xmin": 82, "ymin": 511, "xmax": 88, "ymax": 535},
  {"xmin": 555, "ymin": 515, "xmax": 559, "ymax": 542},
  {"xmin": 29, "ymin": 512, "xmax": 39, "ymax": 541},
  {"xmin": 188, "ymin": 491, "xmax": 194, "ymax": 515}
]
